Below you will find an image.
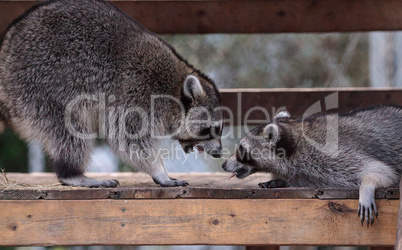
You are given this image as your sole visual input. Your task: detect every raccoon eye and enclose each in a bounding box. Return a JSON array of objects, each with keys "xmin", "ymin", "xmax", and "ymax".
[
  {"xmin": 199, "ymin": 127, "xmax": 211, "ymax": 137},
  {"xmin": 236, "ymin": 144, "xmax": 253, "ymax": 164},
  {"xmin": 198, "ymin": 126, "xmax": 221, "ymax": 139},
  {"xmin": 213, "ymin": 126, "xmax": 221, "ymax": 137}
]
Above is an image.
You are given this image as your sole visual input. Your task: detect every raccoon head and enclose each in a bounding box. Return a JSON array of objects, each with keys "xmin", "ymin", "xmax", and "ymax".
[
  {"xmin": 177, "ymin": 74, "xmax": 223, "ymax": 158},
  {"xmin": 222, "ymin": 112, "xmax": 293, "ymax": 178}
]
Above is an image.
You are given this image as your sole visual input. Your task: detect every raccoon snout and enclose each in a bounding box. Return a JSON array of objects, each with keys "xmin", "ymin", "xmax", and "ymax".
[
  {"xmin": 236, "ymin": 167, "xmax": 249, "ymax": 178},
  {"xmin": 222, "ymin": 160, "xmax": 228, "ymax": 171},
  {"xmin": 201, "ymin": 140, "xmax": 222, "ymax": 158},
  {"xmin": 184, "ymin": 145, "xmax": 194, "ymax": 153},
  {"xmin": 209, "ymin": 146, "xmax": 222, "ymax": 158}
]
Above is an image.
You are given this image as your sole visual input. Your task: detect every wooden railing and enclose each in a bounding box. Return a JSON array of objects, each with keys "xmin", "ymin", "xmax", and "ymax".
[
  {"xmin": 0, "ymin": 172, "xmax": 399, "ymax": 246},
  {"xmin": 0, "ymin": 88, "xmax": 400, "ymax": 247},
  {"xmin": 0, "ymin": 0, "xmax": 401, "ymax": 248},
  {"xmin": 220, "ymin": 88, "xmax": 402, "ymax": 125},
  {"xmin": 2, "ymin": 0, "xmax": 402, "ymax": 34}
]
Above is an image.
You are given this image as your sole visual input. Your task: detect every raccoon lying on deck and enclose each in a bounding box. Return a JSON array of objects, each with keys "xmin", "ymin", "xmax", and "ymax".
[
  {"xmin": 0, "ymin": 0, "xmax": 223, "ymax": 187},
  {"xmin": 222, "ymin": 105, "xmax": 401, "ymax": 226}
]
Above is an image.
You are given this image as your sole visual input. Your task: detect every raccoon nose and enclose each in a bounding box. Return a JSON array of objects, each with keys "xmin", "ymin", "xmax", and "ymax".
[
  {"xmin": 211, "ymin": 151, "xmax": 222, "ymax": 158},
  {"xmin": 210, "ymin": 146, "xmax": 222, "ymax": 158}
]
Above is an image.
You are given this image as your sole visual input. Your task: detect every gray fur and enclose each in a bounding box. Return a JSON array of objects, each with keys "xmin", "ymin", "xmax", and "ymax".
[
  {"xmin": 223, "ymin": 106, "xmax": 401, "ymax": 226},
  {"xmin": 0, "ymin": 0, "xmax": 223, "ymax": 187}
]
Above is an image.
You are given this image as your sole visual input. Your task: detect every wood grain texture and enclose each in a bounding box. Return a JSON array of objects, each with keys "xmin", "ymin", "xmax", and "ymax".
[
  {"xmin": 2, "ymin": 0, "xmax": 402, "ymax": 34},
  {"xmin": 246, "ymin": 247, "xmax": 280, "ymax": 250},
  {"xmin": 395, "ymin": 178, "xmax": 402, "ymax": 250},
  {"xmin": 0, "ymin": 173, "xmax": 399, "ymax": 200},
  {"xmin": 220, "ymin": 88, "xmax": 402, "ymax": 125},
  {"xmin": 0, "ymin": 199, "xmax": 398, "ymax": 246}
]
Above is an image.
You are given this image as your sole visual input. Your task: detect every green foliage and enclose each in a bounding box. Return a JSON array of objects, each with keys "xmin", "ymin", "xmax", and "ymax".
[{"xmin": 0, "ymin": 129, "xmax": 28, "ymax": 172}]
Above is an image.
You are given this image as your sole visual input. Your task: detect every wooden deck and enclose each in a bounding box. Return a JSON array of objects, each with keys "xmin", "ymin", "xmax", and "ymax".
[{"xmin": 0, "ymin": 172, "xmax": 399, "ymax": 246}]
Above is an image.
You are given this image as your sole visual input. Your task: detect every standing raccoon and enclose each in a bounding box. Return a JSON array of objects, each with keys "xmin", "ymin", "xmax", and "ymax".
[
  {"xmin": 0, "ymin": 0, "xmax": 223, "ymax": 187},
  {"xmin": 222, "ymin": 106, "xmax": 401, "ymax": 226}
]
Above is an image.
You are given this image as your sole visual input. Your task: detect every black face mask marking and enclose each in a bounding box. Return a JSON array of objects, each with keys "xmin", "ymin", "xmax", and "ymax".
[
  {"xmin": 236, "ymin": 144, "xmax": 254, "ymax": 164},
  {"xmin": 198, "ymin": 124, "xmax": 222, "ymax": 140}
]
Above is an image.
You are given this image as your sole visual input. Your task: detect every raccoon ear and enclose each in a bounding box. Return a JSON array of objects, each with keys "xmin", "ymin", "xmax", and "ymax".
[
  {"xmin": 263, "ymin": 124, "xmax": 279, "ymax": 147},
  {"xmin": 183, "ymin": 75, "xmax": 205, "ymax": 101},
  {"xmin": 275, "ymin": 111, "xmax": 290, "ymax": 119}
]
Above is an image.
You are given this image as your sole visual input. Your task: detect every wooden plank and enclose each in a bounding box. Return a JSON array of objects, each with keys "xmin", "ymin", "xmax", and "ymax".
[
  {"xmin": 0, "ymin": 173, "xmax": 399, "ymax": 200},
  {"xmin": 0, "ymin": 199, "xmax": 397, "ymax": 246},
  {"xmin": 1, "ymin": 172, "xmax": 274, "ymax": 188},
  {"xmin": 2, "ymin": 0, "xmax": 402, "ymax": 35},
  {"xmin": 220, "ymin": 88, "xmax": 402, "ymax": 125},
  {"xmin": 246, "ymin": 246, "xmax": 279, "ymax": 250},
  {"xmin": 395, "ymin": 178, "xmax": 402, "ymax": 249},
  {"xmin": 0, "ymin": 186, "xmax": 399, "ymax": 200}
]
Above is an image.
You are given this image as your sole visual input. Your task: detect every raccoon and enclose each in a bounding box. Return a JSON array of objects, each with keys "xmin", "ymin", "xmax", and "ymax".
[
  {"xmin": 222, "ymin": 106, "xmax": 402, "ymax": 226},
  {"xmin": 0, "ymin": 0, "xmax": 223, "ymax": 187}
]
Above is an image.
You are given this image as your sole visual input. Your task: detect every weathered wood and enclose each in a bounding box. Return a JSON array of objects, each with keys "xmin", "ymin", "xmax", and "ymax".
[
  {"xmin": 0, "ymin": 173, "xmax": 399, "ymax": 200},
  {"xmin": 2, "ymin": 0, "xmax": 402, "ymax": 35},
  {"xmin": 1, "ymin": 186, "xmax": 399, "ymax": 200},
  {"xmin": 246, "ymin": 246, "xmax": 280, "ymax": 250},
  {"xmin": 1, "ymin": 172, "xmax": 273, "ymax": 187},
  {"xmin": 0, "ymin": 199, "xmax": 397, "ymax": 246},
  {"xmin": 396, "ymin": 178, "xmax": 402, "ymax": 250},
  {"xmin": 220, "ymin": 88, "xmax": 402, "ymax": 125}
]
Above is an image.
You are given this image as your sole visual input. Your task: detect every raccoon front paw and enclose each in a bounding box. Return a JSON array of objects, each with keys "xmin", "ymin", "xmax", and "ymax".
[
  {"xmin": 258, "ymin": 179, "xmax": 288, "ymax": 188},
  {"xmin": 159, "ymin": 179, "xmax": 189, "ymax": 187},
  {"xmin": 59, "ymin": 176, "xmax": 120, "ymax": 188},
  {"xmin": 358, "ymin": 199, "xmax": 378, "ymax": 227},
  {"xmin": 152, "ymin": 175, "xmax": 189, "ymax": 187}
]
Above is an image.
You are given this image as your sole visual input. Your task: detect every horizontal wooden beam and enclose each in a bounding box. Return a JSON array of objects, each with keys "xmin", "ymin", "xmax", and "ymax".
[
  {"xmin": 0, "ymin": 173, "xmax": 399, "ymax": 200},
  {"xmin": 1, "ymin": 0, "xmax": 402, "ymax": 35},
  {"xmin": 0, "ymin": 173, "xmax": 399, "ymax": 246},
  {"xmin": 220, "ymin": 88, "xmax": 402, "ymax": 126},
  {"xmin": 0, "ymin": 199, "xmax": 397, "ymax": 246},
  {"xmin": 1, "ymin": 186, "xmax": 399, "ymax": 200}
]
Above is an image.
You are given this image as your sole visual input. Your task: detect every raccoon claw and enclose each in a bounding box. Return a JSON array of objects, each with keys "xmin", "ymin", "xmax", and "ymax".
[
  {"xmin": 358, "ymin": 201, "xmax": 377, "ymax": 227},
  {"xmin": 59, "ymin": 176, "xmax": 120, "ymax": 188},
  {"xmin": 258, "ymin": 179, "xmax": 288, "ymax": 188}
]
